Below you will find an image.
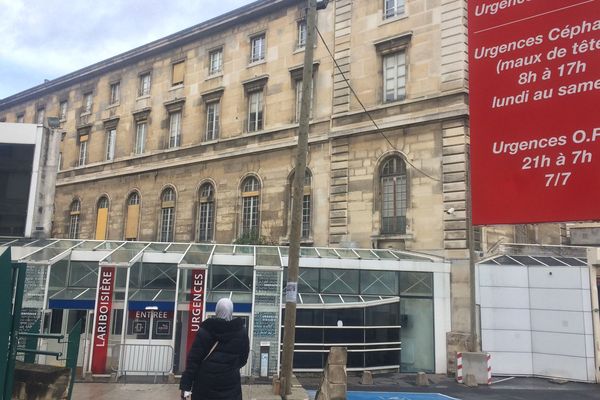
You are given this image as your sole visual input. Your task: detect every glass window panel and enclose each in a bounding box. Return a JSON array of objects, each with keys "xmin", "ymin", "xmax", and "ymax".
[
  {"xmin": 321, "ymin": 294, "xmax": 342, "ymax": 304},
  {"xmin": 210, "ymin": 265, "xmax": 253, "ymax": 292},
  {"xmin": 372, "ymin": 250, "xmax": 397, "ymax": 259},
  {"xmin": 49, "ymin": 309, "xmax": 63, "ymax": 334},
  {"xmin": 234, "ymin": 245, "xmax": 253, "ymax": 255},
  {"xmin": 324, "ymin": 308, "xmax": 363, "ymax": 326},
  {"xmin": 296, "ymin": 309, "xmax": 323, "ymax": 325},
  {"xmin": 324, "ymin": 327, "xmax": 364, "ymax": 344},
  {"xmin": 390, "ymin": 251, "xmax": 433, "ymax": 261},
  {"xmin": 145, "ymin": 243, "xmax": 170, "ymax": 252},
  {"xmin": 365, "ymin": 303, "xmax": 400, "ymax": 326},
  {"xmin": 256, "ymin": 246, "xmax": 281, "ymax": 267},
  {"xmin": 399, "ymin": 272, "xmax": 433, "ymax": 297},
  {"xmin": 509, "ymin": 255, "xmax": 544, "ymax": 265},
  {"xmin": 366, "ymin": 350, "xmax": 400, "ymax": 368},
  {"xmin": 68, "ymin": 261, "xmax": 98, "ymax": 287},
  {"xmin": 316, "ymin": 248, "xmax": 339, "ymax": 258},
  {"xmin": 400, "ymin": 298, "xmax": 434, "ymax": 372},
  {"xmin": 292, "ymin": 351, "xmax": 323, "ymax": 369},
  {"xmin": 299, "ymin": 247, "xmax": 319, "ymax": 257},
  {"xmin": 140, "ymin": 263, "xmax": 177, "ymax": 289},
  {"xmin": 365, "ymin": 327, "xmax": 400, "ymax": 343},
  {"xmin": 169, "ymin": 111, "xmax": 181, "ymax": 148},
  {"xmin": 155, "ymin": 290, "xmax": 176, "ymax": 301},
  {"xmin": 49, "ymin": 260, "xmax": 69, "ymax": 289},
  {"xmin": 180, "ymin": 244, "xmax": 213, "ymax": 265},
  {"xmin": 531, "ymin": 256, "xmax": 569, "ymax": 266},
  {"xmin": 130, "ymin": 289, "xmax": 160, "ymax": 301},
  {"xmin": 559, "ymin": 257, "xmax": 587, "ymax": 266},
  {"xmin": 298, "ymin": 293, "xmax": 321, "ymax": 304},
  {"xmin": 355, "ymin": 249, "xmax": 380, "ymax": 260},
  {"xmin": 335, "ymin": 249, "xmax": 358, "ymax": 259},
  {"xmin": 135, "ymin": 122, "xmax": 146, "ymax": 154},
  {"xmin": 320, "ymin": 269, "xmax": 359, "ymax": 294},
  {"xmin": 298, "ymin": 268, "xmax": 319, "ymax": 293},
  {"xmin": 214, "ymin": 245, "xmax": 235, "ymax": 254},
  {"xmin": 341, "ymin": 295, "xmax": 362, "ymax": 303},
  {"xmin": 127, "ymin": 262, "xmax": 142, "ymax": 289},
  {"xmin": 360, "ymin": 270, "xmax": 398, "ymax": 295}
]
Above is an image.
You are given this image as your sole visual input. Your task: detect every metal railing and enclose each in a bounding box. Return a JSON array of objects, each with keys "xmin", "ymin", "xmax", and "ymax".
[{"xmin": 111, "ymin": 344, "xmax": 174, "ymax": 381}]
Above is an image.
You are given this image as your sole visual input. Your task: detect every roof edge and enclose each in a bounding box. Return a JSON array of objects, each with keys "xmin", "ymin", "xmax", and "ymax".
[{"xmin": 0, "ymin": 0, "xmax": 299, "ymax": 109}]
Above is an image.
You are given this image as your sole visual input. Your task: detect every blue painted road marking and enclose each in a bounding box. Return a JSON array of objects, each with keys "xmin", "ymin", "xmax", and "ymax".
[{"xmin": 308, "ymin": 391, "xmax": 461, "ymax": 400}]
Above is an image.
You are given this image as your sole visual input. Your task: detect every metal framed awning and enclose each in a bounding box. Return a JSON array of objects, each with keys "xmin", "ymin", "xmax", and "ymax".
[{"xmin": 3, "ymin": 238, "xmax": 445, "ymax": 273}]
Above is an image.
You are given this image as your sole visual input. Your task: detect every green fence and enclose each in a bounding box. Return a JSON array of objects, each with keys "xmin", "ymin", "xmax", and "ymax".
[
  {"xmin": 0, "ymin": 247, "xmax": 81, "ymax": 400},
  {"xmin": 0, "ymin": 247, "xmax": 25, "ymax": 400}
]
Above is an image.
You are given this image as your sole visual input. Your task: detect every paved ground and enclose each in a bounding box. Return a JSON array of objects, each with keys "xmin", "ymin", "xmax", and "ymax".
[
  {"xmin": 72, "ymin": 382, "xmax": 307, "ymax": 400},
  {"xmin": 72, "ymin": 374, "xmax": 600, "ymax": 400},
  {"xmin": 299, "ymin": 373, "xmax": 600, "ymax": 400}
]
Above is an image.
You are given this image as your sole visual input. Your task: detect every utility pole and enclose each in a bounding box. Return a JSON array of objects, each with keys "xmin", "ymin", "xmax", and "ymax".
[{"xmin": 280, "ymin": 0, "xmax": 319, "ymax": 397}]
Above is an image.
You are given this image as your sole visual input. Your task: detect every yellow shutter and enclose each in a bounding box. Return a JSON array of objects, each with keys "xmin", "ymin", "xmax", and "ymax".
[
  {"xmin": 95, "ymin": 208, "xmax": 108, "ymax": 240},
  {"xmin": 172, "ymin": 62, "xmax": 185, "ymax": 85},
  {"xmin": 79, "ymin": 134, "xmax": 89, "ymax": 142},
  {"xmin": 125, "ymin": 204, "xmax": 140, "ymax": 240}
]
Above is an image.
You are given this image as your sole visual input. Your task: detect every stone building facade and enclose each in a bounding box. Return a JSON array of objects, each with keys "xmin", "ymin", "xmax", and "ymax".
[{"xmin": 0, "ymin": 0, "xmax": 562, "ymax": 358}]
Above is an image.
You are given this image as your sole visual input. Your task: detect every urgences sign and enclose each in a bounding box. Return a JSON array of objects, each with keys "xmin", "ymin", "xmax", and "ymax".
[{"xmin": 469, "ymin": 0, "xmax": 600, "ymax": 225}]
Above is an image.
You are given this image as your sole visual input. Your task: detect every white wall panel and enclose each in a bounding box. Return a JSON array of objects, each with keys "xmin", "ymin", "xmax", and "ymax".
[
  {"xmin": 482, "ymin": 329, "xmax": 532, "ymax": 352},
  {"xmin": 532, "ymin": 331, "xmax": 587, "ymax": 357},
  {"xmin": 489, "ymin": 352, "xmax": 533, "ymax": 375},
  {"xmin": 533, "ymin": 354, "xmax": 589, "ymax": 381},
  {"xmin": 530, "ymin": 288, "xmax": 584, "ymax": 311},
  {"xmin": 479, "ymin": 265, "xmax": 528, "ymax": 287},
  {"xmin": 478, "ymin": 259, "xmax": 595, "ymax": 382},
  {"xmin": 528, "ymin": 267, "xmax": 582, "ymax": 289},
  {"xmin": 480, "ymin": 287, "xmax": 530, "ymax": 309},
  {"xmin": 581, "ymin": 289, "xmax": 592, "ymax": 312},
  {"xmin": 481, "ymin": 308, "xmax": 530, "ymax": 330},
  {"xmin": 580, "ymin": 267, "xmax": 590, "ymax": 290},
  {"xmin": 530, "ymin": 310, "xmax": 584, "ymax": 334}
]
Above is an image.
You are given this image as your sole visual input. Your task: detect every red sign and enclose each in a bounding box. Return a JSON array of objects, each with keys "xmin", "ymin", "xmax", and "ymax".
[
  {"xmin": 186, "ymin": 269, "xmax": 206, "ymax": 355},
  {"xmin": 469, "ymin": 0, "xmax": 600, "ymax": 224},
  {"xmin": 91, "ymin": 266, "xmax": 115, "ymax": 374}
]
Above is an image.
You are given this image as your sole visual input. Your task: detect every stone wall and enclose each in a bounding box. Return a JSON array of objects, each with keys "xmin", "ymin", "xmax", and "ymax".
[
  {"xmin": 315, "ymin": 347, "xmax": 347, "ymax": 400},
  {"xmin": 12, "ymin": 361, "xmax": 70, "ymax": 400}
]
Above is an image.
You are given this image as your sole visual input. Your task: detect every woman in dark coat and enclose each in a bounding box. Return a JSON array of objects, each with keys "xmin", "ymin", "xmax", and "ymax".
[{"xmin": 180, "ymin": 298, "xmax": 250, "ymax": 400}]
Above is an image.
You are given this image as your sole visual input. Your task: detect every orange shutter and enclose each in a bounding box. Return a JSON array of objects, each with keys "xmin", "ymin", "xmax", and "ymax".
[
  {"xmin": 125, "ymin": 204, "xmax": 140, "ymax": 240},
  {"xmin": 95, "ymin": 208, "xmax": 108, "ymax": 240},
  {"xmin": 172, "ymin": 62, "xmax": 185, "ymax": 85}
]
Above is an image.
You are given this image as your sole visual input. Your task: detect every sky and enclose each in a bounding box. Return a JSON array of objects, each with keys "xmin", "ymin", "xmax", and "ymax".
[{"xmin": 0, "ymin": 0, "xmax": 256, "ymax": 99}]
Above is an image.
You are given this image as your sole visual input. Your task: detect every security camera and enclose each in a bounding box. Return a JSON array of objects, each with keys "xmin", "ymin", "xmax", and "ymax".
[
  {"xmin": 446, "ymin": 207, "xmax": 455, "ymax": 215},
  {"xmin": 316, "ymin": 0, "xmax": 329, "ymax": 10}
]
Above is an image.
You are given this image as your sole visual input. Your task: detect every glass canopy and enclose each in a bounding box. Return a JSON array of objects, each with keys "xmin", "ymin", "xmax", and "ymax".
[{"xmin": 3, "ymin": 239, "xmax": 441, "ymax": 267}]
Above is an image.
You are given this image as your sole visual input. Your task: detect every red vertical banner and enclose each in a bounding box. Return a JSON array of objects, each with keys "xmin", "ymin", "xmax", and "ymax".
[
  {"xmin": 91, "ymin": 266, "xmax": 115, "ymax": 374},
  {"xmin": 469, "ymin": 0, "xmax": 600, "ymax": 224},
  {"xmin": 186, "ymin": 269, "xmax": 206, "ymax": 356}
]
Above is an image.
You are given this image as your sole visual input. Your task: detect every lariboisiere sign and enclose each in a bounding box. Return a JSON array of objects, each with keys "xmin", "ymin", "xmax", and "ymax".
[
  {"xmin": 91, "ymin": 266, "xmax": 115, "ymax": 374},
  {"xmin": 469, "ymin": 0, "xmax": 600, "ymax": 224}
]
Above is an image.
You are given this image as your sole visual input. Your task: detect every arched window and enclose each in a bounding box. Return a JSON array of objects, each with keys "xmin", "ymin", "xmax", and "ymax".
[
  {"xmin": 290, "ymin": 169, "xmax": 312, "ymax": 239},
  {"xmin": 159, "ymin": 187, "xmax": 176, "ymax": 242},
  {"xmin": 197, "ymin": 183, "xmax": 215, "ymax": 242},
  {"xmin": 241, "ymin": 176, "xmax": 260, "ymax": 236},
  {"xmin": 380, "ymin": 156, "xmax": 407, "ymax": 234},
  {"xmin": 125, "ymin": 191, "xmax": 140, "ymax": 241},
  {"xmin": 69, "ymin": 200, "xmax": 81, "ymax": 239},
  {"xmin": 95, "ymin": 196, "xmax": 109, "ymax": 240}
]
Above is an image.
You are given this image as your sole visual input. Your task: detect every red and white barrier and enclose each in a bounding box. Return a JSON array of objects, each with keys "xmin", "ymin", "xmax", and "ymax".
[
  {"xmin": 456, "ymin": 351, "xmax": 491, "ymax": 385},
  {"xmin": 487, "ymin": 353, "xmax": 492, "ymax": 385},
  {"xmin": 456, "ymin": 352, "xmax": 463, "ymax": 383}
]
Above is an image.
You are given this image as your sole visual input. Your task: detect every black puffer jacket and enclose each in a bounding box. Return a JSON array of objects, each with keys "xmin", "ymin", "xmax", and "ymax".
[{"xmin": 180, "ymin": 317, "xmax": 249, "ymax": 400}]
